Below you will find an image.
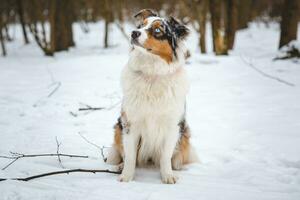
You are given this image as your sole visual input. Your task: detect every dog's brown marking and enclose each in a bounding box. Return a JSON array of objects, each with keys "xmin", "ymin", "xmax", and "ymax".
[
  {"xmin": 172, "ymin": 119, "xmax": 192, "ymax": 170},
  {"xmin": 144, "ymin": 21, "xmax": 173, "ymax": 63},
  {"xmin": 113, "ymin": 117, "xmax": 124, "ymax": 161},
  {"xmin": 134, "ymin": 9, "xmax": 158, "ymax": 22},
  {"xmin": 143, "ymin": 19, "xmax": 148, "ymax": 26}
]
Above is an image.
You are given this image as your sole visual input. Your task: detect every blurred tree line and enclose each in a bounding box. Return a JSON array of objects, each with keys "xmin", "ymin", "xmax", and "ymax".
[{"xmin": 0, "ymin": 0, "xmax": 299, "ymax": 57}]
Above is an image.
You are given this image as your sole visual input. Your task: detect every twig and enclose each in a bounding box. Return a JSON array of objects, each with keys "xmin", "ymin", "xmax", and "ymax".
[
  {"xmin": 1, "ymin": 158, "xmax": 19, "ymax": 170},
  {"xmin": 78, "ymin": 107, "xmax": 104, "ymax": 111},
  {"xmin": 47, "ymin": 82, "xmax": 61, "ymax": 97},
  {"xmin": 115, "ymin": 21, "xmax": 130, "ymax": 42},
  {"xmin": 0, "ymin": 168, "xmax": 121, "ymax": 182},
  {"xmin": 69, "ymin": 111, "xmax": 78, "ymax": 117},
  {"xmin": 78, "ymin": 102, "xmax": 104, "ymax": 112},
  {"xmin": 55, "ymin": 137, "xmax": 64, "ymax": 169},
  {"xmin": 77, "ymin": 132, "xmax": 108, "ymax": 162},
  {"xmin": 240, "ymin": 56, "xmax": 296, "ymax": 87},
  {"xmin": 106, "ymin": 100, "xmax": 121, "ymax": 111},
  {"xmin": 0, "ymin": 152, "xmax": 88, "ymax": 170},
  {"xmin": 79, "ymin": 102, "xmax": 93, "ymax": 109},
  {"xmin": 77, "ymin": 132, "xmax": 102, "ymax": 151},
  {"xmin": 100, "ymin": 146, "xmax": 107, "ymax": 162},
  {"xmin": 77, "ymin": 100, "xmax": 121, "ymax": 113}
]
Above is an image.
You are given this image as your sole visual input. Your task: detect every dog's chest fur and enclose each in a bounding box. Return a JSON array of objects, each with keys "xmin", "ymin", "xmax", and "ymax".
[{"xmin": 121, "ymin": 49, "xmax": 189, "ymax": 164}]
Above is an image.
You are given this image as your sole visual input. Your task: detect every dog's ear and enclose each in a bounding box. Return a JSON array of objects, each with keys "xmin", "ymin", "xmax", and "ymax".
[
  {"xmin": 134, "ymin": 9, "xmax": 158, "ymax": 22},
  {"xmin": 168, "ymin": 17, "xmax": 189, "ymax": 39}
]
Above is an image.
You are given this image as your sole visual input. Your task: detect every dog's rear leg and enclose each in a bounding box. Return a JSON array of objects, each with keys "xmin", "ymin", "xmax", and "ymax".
[{"xmin": 106, "ymin": 118, "xmax": 124, "ymax": 165}]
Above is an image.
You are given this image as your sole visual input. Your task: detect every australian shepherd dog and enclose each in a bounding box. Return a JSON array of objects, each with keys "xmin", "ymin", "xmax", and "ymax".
[{"xmin": 106, "ymin": 9, "xmax": 198, "ymax": 184}]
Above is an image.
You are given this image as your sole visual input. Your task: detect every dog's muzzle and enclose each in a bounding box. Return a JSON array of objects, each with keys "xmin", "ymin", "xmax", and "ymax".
[{"xmin": 131, "ymin": 31, "xmax": 141, "ymax": 40}]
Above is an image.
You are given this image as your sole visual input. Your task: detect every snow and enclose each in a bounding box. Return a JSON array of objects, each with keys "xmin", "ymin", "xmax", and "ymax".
[
  {"xmin": 277, "ymin": 39, "xmax": 300, "ymax": 59},
  {"xmin": 0, "ymin": 21, "xmax": 300, "ymax": 200}
]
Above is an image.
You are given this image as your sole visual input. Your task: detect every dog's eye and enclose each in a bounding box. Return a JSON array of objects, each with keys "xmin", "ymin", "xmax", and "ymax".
[
  {"xmin": 154, "ymin": 28, "xmax": 161, "ymax": 33},
  {"xmin": 137, "ymin": 24, "xmax": 142, "ymax": 29}
]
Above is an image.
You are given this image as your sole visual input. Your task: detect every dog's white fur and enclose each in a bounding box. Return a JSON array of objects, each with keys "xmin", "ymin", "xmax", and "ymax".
[
  {"xmin": 119, "ymin": 43, "xmax": 190, "ymax": 183},
  {"xmin": 107, "ymin": 16, "xmax": 194, "ymax": 184}
]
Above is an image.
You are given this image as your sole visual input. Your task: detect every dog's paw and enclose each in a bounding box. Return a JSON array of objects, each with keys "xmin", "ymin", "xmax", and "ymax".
[
  {"xmin": 117, "ymin": 162, "xmax": 124, "ymax": 171},
  {"xmin": 118, "ymin": 173, "xmax": 134, "ymax": 182},
  {"xmin": 161, "ymin": 173, "xmax": 178, "ymax": 184}
]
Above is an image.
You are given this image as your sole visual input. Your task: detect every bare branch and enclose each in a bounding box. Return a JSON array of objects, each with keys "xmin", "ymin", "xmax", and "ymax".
[
  {"xmin": 100, "ymin": 146, "xmax": 107, "ymax": 162},
  {"xmin": 77, "ymin": 100, "xmax": 121, "ymax": 113},
  {"xmin": 78, "ymin": 107, "xmax": 104, "ymax": 111},
  {"xmin": 47, "ymin": 82, "xmax": 61, "ymax": 97},
  {"xmin": 77, "ymin": 132, "xmax": 102, "ymax": 151},
  {"xmin": 1, "ymin": 152, "xmax": 88, "ymax": 170},
  {"xmin": 1, "ymin": 158, "xmax": 18, "ymax": 170},
  {"xmin": 0, "ymin": 168, "xmax": 121, "ymax": 182},
  {"xmin": 55, "ymin": 137, "xmax": 64, "ymax": 169},
  {"xmin": 240, "ymin": 56, "xmax": 296, "ymax": 87},
  {"xmin": 115, "ymin": 21, "xmax": 130, "ymax": 42},
  {"xmin": 77, "ymin": 132, "xmax": 108, "ymax": 162},
  {"xmin": 69, "ymin": 111, "xmax": 78, "ymax": 117}
]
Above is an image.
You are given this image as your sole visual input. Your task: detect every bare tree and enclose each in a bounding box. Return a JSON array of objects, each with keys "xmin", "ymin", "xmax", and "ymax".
[
  {"xmin": 103, "ymin": 0, "xmax": 113, "ymax": 48},
  {"xmin": 0, "ymin": 23, "xmax": 7, "ymax": 56},
  {"xmin": 50, "ymin": 0, "xmax": 74, "ymax": 52},
  {"xmin": 27, "ymin": 0, "xmax": 53, "ymax": 56},
  {"xmin": 237, "ymin": 0, "xmax": 251, "ymax": 29},
  {"xmin": 16, "ymin": 0, "xmax": 29, "ymax": 44},
  {"xmin": 0, "ymin": 2, "xmax": 7, "ymax": 56},
  {"xmin": 209, "ymin": 0, "xmax": 227, "ymax": 55},
  {"xmin": 225, "ymin": 0, "xmax": 238, "ymax": 50},
  {"xmin": 279, "ymin": 0, "xmax": 300, "ymax": 48}
]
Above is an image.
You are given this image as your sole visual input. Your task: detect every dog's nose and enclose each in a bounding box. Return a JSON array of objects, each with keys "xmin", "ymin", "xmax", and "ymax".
[{"xmin": 131, "ymin": 31, "xmax": 141, "ymax": 39}]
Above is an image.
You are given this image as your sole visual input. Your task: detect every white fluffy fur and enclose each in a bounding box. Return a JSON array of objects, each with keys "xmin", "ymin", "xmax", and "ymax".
[{"xmin": 115, "ymin": 40, "xmax": 190, "ymax": 184}]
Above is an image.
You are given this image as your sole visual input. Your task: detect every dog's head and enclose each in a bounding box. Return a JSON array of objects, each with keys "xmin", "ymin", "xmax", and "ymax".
[{"xmin": 131, "ymin": 9, "xmax": 189, "ymax": 64}]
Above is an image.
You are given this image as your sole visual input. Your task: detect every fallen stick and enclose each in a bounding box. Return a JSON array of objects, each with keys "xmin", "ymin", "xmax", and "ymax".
[
  {"xmin": 77, "ymin": 132, "xmax": 108, "ymax": 162},
  {"xmin": 0, "ymin": 168, "xmax": 121, "ymax": 182},
  {"xmin": 47, "ymin": 81, "xmax": 61, "ymax": 97},
  {"xmin": 55, "ymin": 137, "xmax": 64, "ymax": 169},
  {"xmin": 0, "ymin": 152, "xmax": 89, "ymax": 170},
  {"xmin": 240, "ymin": 56, "xmax": 296, "ymax": 87},
  {"xmin": 78, "ymin": 107, "xmax": 104, "ymax": 111}
]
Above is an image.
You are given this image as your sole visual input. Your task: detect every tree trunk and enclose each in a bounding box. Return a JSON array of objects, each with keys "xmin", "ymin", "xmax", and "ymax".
[
  {"xmin": 103, "ymin": 0, "xmax": 112, "ymax": 48},
  {"xmin": 209, "ymin": 0, "xmax": 227, "ymax": 55},
  {"xmin": 225, "ymin": 0, "xmax": 238, "ymax": 50},
  {"xmin": 199, "ymin": 0, "xmax": 208, "ymax": 53},
  {"xmin": 50, "ymin": 0, "xmax": 74, "ymax": 52},
  {"xmin": 66, "ymin": 0, "xmax": 75, "ymax": 47},
  {"xmin": 237, "ymin": 0, "xmax": 251, "ymax": 29},
  {"xmin": 26, "ymin": 0, "xmax": 53, "ymax": 56},
  {"xmin": 279, "ymin": 0, "xmax": 299, "ymax": 48},
  {"xmin": 16, "ymin": 0, "xmax": 29, "ymax": 44},
  {"xmin": 0, "ymin": 27, "xmax": 7, "ymax": 56},
  {"xmin": 104, "ymin": 19, "xmax": 109, "ymax": 48},
  {"xmin": 3, "ymin": 23, "xmax": 12, "ymax": 41}
]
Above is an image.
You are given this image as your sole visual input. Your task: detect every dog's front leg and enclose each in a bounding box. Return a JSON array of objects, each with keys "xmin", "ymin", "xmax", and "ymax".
[
  {"xmin": 160, "ymin": 126, "xmax": 179, "ymax": 184},
  {"xmin": 118, "ymin": 127, "xmax": 139, "ymax": 182}
]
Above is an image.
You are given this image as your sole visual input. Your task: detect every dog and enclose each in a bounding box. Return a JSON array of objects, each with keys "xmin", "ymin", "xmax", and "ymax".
[{"xmin": 106, "ymin": 9, "xmax": 198, "ymax": 184}]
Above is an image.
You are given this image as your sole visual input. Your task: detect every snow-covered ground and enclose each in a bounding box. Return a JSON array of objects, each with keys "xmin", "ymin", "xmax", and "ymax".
[{"xmin": 0, "ymin": 22, "xmax": 300, "ymax": 200}]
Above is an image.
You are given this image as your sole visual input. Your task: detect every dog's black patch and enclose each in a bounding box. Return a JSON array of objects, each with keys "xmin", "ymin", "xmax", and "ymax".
[{"xmin": 146, "ymin": 18, "xmax": 189, "ymax": 58}]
